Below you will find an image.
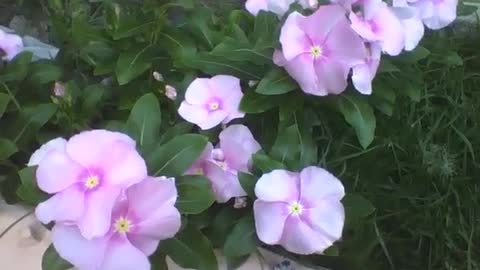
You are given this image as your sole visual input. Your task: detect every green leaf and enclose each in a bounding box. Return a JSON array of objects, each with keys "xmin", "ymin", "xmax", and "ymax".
[
  {"xmin": 337, "ymin": 95, "xmax": 376, "ymax": 149},
  {"xmin": 28, "ymin": 62, "xmax": 62, "ymax": 84},
  {"xmin": 226, "ymin": 255, "xmax": 250, "ymax": 270},
  {"xmin": 255, "ymin": 68, "xmax": 297, "ymax": 95},
  {"xmin": 0, "ymin": 93, "xmax": 10, "ymax": 118},
  {"xmin": 252, "ymin": 11, "xmax": 278, "ymax": 48},
  {"xmin": 116, "ymin": 45, "xmax": 154, "ymax": 85},
  {"xmin": 399, "ymin": 46, "xmax": 430, "ymax": 63},
  {"xmin": 238, "ymin": 172, "xmax": 257, "ymax": 198},
  {"xmin": 0, "ymin": 51, "xmax": 33, "ymax": 82},
  {"xmin": 240, "ymin": 91, "xmax": 282, "ymax": 113},
  {"xmin": 0, "ymin": 138, "xmax": 18, "ymax": 160},
  {"xmin": 186, "ymin": 8, "xmax": 221, "ymax": 49},
  {"xmin": 209, "ymin": 207, "xmax": 244, "ymax": 246},
  {"xmin": 162, "ymin": 225, "xmax": 218, "ymax": 270},
  {"xmin": 17, "ymin": 166, "xmax": 46, "ymax": 205},
  {"xmin": 106, "ymin": 4, "xmax": 155, "ymax": 40},
  {"xmin": 126, "ymin": 93, "xmax": 161, "ymax": 152},
  {"xmin": 175, "ymin": 175, "xmax": 216, "ymax": 214},
  {"xmin": 211, "ymin": 38, "xmax": 272, "ymax": 65},
  {"xmin": 270, "ymin": 124, "xmax": 301, "ymax": 169},
  {"xmin": 252, "ymin": 153, "xmax": 286, "ymax": 173},
  {"xmin": 42, "ymin": 245, "xmax": 72, "ymax": 270},
  {"xmin": 224, "ymin": 216, "xmax": 258, "ymax": 258},
  {"xmin": 81, "ymin": 84, "xmax": 106, "ymax": 117},
  {"xmin": 159, "ymin": 122, "xmax": 193, "ymax": 144},
  {"xmin": 343, "ymin": 194, "xmax": 376, "ymax": 227},
  {"xmin": 147, "ymin": 134, "xmax": 208, "ymax": 177}
]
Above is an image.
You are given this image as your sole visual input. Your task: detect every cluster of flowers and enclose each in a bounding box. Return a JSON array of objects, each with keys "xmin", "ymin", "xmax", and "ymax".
[
  {"xmin": 30, "ymin": 130, "xmax": 181, "ymax": 270},
  {"xmin": 246, "ymin": 0, "xmax": 457, "ymax": 95},
  {"xmin": 0, "ymin": 28, "xmax": 23, "ymax": 61}
]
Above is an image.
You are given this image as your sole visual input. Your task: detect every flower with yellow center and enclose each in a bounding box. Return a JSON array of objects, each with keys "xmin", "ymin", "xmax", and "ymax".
[
  {"xmin": 209, "ymin": 102, "xmax": 220, "ymax": 111},
  {"xmin": 85, "ymin": 175, "xmax": 99, "ymax": 189},
  {"xmin": 288, "ymin": 202, "xmax": 304, "ymax": 216},
  {"xmin": 310, "ymin": 45, "xmax": 323, "ymax": 59},
  {"xmin": 114, "ymin": 217, "xmax": 131, "ymax": 234}
]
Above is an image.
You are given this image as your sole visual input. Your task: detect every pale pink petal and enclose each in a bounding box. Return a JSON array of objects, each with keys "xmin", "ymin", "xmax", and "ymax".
[
  {"xmin": 273, "ymin": 50, "xmax": 287, "ymax": 66},
  {"xmin": 299, "ymin": 166, "xmax": 345, "ymax": 206},
  {"xmin": 78, "ymin": 187, "xmax": 122, "ymax": 239},
  {"xmin": 35, "ymin": 185, "xmax": 84, "ymax": 224},
  {"xmin": 127, "ymin": 234, "xmax": 160, "ymax": 256},
  {"xmin": 402, "ymin": 17, "xmax": 424, "ymax": 51},
  {"xmin": 1, "ymin": 33, "xmax": 23, "ymax": 61},
  {"xmin": 352, "ymin": 64, "xmax": 374, "ymax": 95},
  {"xmin": 178, "ymin": 102, "xmax": 210, "ymax": 127},
  {"xmin": 52, "ymin": 224, "xmax": 108, "ymax": 270},
  {"xmin": 254, "ymin": 169, "xmax": 299, "ymax": 202},
  {"xmin": 102, "ymin": 141, "xmax": 147, "ymax": 187},
  {"xmin": 280, "ymin": 216, "xmax": 336, "ymax": 254},
  {"xmin": 219, "ymin": 124, "xmax": 261, "ymax": 171},
  {"xmin": 349, "ymin": 12, "xmax": 379, "ymax": 41},
  {"xmin": 36, "ymin": 150, "xmax": 83, "ymax": 193},
  {"xmin": 301, "ymin": 5, "xmax": 347, "ymax": 44},
  {"xmin": 134, "ymin": 205, "xmax": 181, "ymax": 240},
  {"xmin": 314, "ymin": 60, "xmax": 349, "ymax": 95},
  {"xmin": 374, "ymin": 6, "xmax": 405, "ymax": 56},
  {"xmin": 280, "ymin": 12, "xmax": 311, "ymax": 61},
  {"xmin": 422, "ymin": 0, "xmax": 457, "ymax": 30},
  {"xmin": 28, "ymin": 138, "xmax": 67, "ymax": 166},
  {"xmin": 245, "ymin": 0, "xmax": 269, "ymax": 16},
  {"xmin": 305, "ymin": 201, "xmax": 345, "ymax": 246},
  {"xmin": 66, "ymin": 130, "xmax": 136, "ymax": 169},
  {"xmin": 324, "ymin": 18, "xmax": 366, "ymax": 65},
  {"xmin": 254, "ymin": 201, "xmax": 289, "ymax": 244},
  {"xmin": 101, "ymin": 238, "xmax": 150, "ymax": 270},
  {"xmin": 198, "ymin": 110, "xmax": 229, "ymax": 130},
  {"xmin": 205, "ymin": 161, "xmax": 246, "ymax": 203},
  {"xmin": 282, "ymin": 54, "xmax": 321, "ymax": 95},
  {"xmin": 184, "ymin": 78, "xmax": 212, "ymax": 105},
  {"xmin": 126, "ymin": 177, "xmax": 178, "ymax": 220},
  {"xmin": 412, "ymin": 0, "xmax": 435, "ymax": 19},
  {"xmin": 209, "ymin": 75, "xmax": 245, "ymax": 122},
  {"xmin": 186, "ymin": 142, "xmax": 213, "ymax": 175}
]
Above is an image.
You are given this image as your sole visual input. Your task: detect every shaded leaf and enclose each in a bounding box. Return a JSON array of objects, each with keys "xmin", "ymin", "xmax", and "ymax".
[
  {"xmin": 255, "ymin": 68, "xmax": 297, "ymax": 95},
  {"xmin": 337, "ymin": 95, "xmax": 376, "ymax": 149},
  {"xmin": 238, "ymin": 172, "xmax": 257, "ymax": 198},
  {"xmin": 0, "ymin": 138, "xmax": 18, "ymax": 160},
  {"xmin": 126, "ymin": 93, "xmax": 161, "ymax": 152},
  {"xmin": 223, "ymin": 216, "xmax": 258, "ymax": 258},
  {"xmin": 42, "ymin": 245, "xmax": 72, "ymax": 270},
  {"xmin": 176, "ymin": 175, "xmax": 216, "ymax": 214},
  {"xmin": 116, "ymin": 45, "xmax": 154, "ymax": 85}
]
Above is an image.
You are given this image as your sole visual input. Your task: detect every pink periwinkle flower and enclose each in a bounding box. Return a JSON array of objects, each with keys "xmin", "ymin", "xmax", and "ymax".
[
  {"xmin": 351, "ymin": 43, "xmax": 381, "ymax": 95},
  {"xmin": 0, "ymin": 29, "xmax": 23, "ymax": 61},
  {"xmin": 274, "ymin": 5, "xmax": 366, "ymax": 96},
  {"xmin": 246, "ymin": 0, "xmax": 318, "ymax": 17},
  {"xmin": 254, "ymin": 167, "xmax": 345, "ymax": 255},
  {"xmin": 392, "ymin": 0, "xmax": 425, "ymax": 51},
  {"xmin": 407, "ymin": 0, "xmax": 457, "ymax": 30},
  {"xmin": 187, "ymin": 124, "xmax": 261, "ymax": 203},
  {"xmin": 52, "ymin": 177, "xmax": 181, "ymax": 270},
  {"xmin": 349, "ymin": 0, "xmax": 405, "ymax": 56},
  {"xmin": 178, "ymin": 75, "xmax": 245, "ymax": 130},
  {"xmin": 34, "ymin": 130, "xmax": 148, "ymax": 239}
]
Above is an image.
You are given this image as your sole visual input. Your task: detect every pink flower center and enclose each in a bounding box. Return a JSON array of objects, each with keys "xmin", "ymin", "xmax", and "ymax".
[
  {"xmin": 84, "ymin": 175, "xmax": 100, "ymax": 189},
  {"xmin": 368, "ymin": 20, "xmax": 380, "ymax": 33},
  {"xmin": 288, "ymin": 201, "xmax": 304, "ymax": 216},
  {"xmin": 114, "ymin": 216, "xmax": 132, "ymax": 234}
]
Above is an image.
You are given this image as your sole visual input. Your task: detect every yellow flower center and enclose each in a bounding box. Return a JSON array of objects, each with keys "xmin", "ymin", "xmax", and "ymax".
[
  {"xmin": 288, "ymin": 202, "xmax": 304, "ymax": 216},
  {"xmin": 209, "ymin": 102, "xmax": 220, "ymax": 111},
  {"xmin": 310, "ymin": 46, "xmax": 323, "ymax": 58},
  {"xmin": 114, "ymin": 217, "xmax": 131, "ymax": 234},
  {"xmin": 85, "ymin": 175, "xmax": 99, "ymax": 189}
]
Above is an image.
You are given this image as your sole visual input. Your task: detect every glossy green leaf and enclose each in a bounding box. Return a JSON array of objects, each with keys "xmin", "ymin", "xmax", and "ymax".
[
  {"xmin": 0, "ymin": 138, "xmax": 18, "ymax": 160},
  {"xmin": 252, "ymin": 153, "xmax": 286, "ymax": 173},
  {"xmin": 28, "ymin": 62, "xmax": 62, "ymax": 84},
  {"xmin": 224, "ymin": 216, "xmax": 257, "ymax": 258},
  {"xmin": 175, "ymin": 175, "xmax": 216, "ymax": 214},
  {"xmin": 126, "ymin": 93, "xmax": 161, "ymax": 152},
  {"xmin": 337, "ymin": 95, "xmax": 376, "ymax": 149},
  {"xmin": 17, "ymin": 166, "xmax": 46, "ymax": 205},
  {"xmin": 116, "ymin": 45, "xmax": 154, "ymax": 85},
  {"xmin": 42, "ymin": 245, "xmax": 72, "ymax": 270},
  {"xmin": 240, "ymin": 91, "xmax": 282, "ymax": 113},
  {"xmin": 238, "ymin": 172, "xmax": 257, "ymax": 198},
  {"xmin": 147, "ymin": 134, "xmax": 208, "ymax": 177},
  {"xmin": 0, "ymin": 93, "xmax": 10, "ymax": 118},
  {"xmin": 255, "ymin": 68, "xmax": 297, "ymax": 95},
  {"xmin": 159, "ymin": 122, "xmax": 193, "ymax": 144},
  {"xmin": 0, "ymin": 51, "xmax": 33, "ymax": 82}
]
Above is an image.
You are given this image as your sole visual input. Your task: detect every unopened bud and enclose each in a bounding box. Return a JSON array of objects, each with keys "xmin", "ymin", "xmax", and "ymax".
[
  {"xmin": 234, "ymin": 197, "xmax": 248, "ymax": 209},
  {"xmin": 165, "ymin": 85, "xmax": 177, "ymax": 100},
  {"xmin": 53, "ymin": 82, "xmax": 65, "ymax": 97},
  {"xmin": 248, "ymin": 80, "xmax": 258, "ymax": 87},
  {"xmin": 153, "ymin": 71, "xmax": 164, "ymax": 82}
]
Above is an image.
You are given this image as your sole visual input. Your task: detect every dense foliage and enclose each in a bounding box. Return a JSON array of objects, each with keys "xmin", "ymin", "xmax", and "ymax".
[{"xmin": 0, "ymin": 0, "xmax": 479, "ymax": 270}]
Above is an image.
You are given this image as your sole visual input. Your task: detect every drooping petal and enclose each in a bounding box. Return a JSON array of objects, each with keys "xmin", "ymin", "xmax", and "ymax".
[
  {"xmin": 101, "ymin": 238, "xmax": 151, "ymax": 270},
  {"xmin": 184, "ymin": 78, "xmax": 213, "ymax": 105},
  {"xmin": 36, "ymin": 150, "xmax": 84, "ymax": 193},
  {"xmin": 305, "ymin": 201, "xmax": 345, "ymax": 247},
  {"xmin": 205, "ymin": 161, "xmax": 246, "ymax": 203},
  {"xmin": 282, "ymin": 54, "xmax": 321, "ymax": 95},
  {"xmin": 301, "ymin": 5, "xmax": 347, "ymax": 44},
  {"xmin": 126, "ymin": 177, "xmax": 178, "ymax": 221},
  {"xmin": 422, "ymin": 0, "xmax": 457, "ymax": 30},
  {"xmin": 66, "ymin": 130, "xmax": 136, "ymax": 169},
  {"xmin": 219, "ymin": 124, "xmax": 261, "ymax": 171},
  {"xmin": 280, "ymin": 216, "xmax": 336, "ymax": 254},
  {"xmin": 314, "ymin": 60, "xmax": 349, "ymax": 95},
  {"xmin": 254, "ymin": 201, "xmax": 289, "ymax": 244},
  {"xmin": 35, "ymin": 185, "xmax": 85, "ymax": 224},
  {"xmin": 78, "ymin": 187, "xmax": 122, "ymax": 239},
  {"xmin": 299, "ymin": 166, "xmax": 345, "ymax": 206},
  {"xmin": 280, "ymin": 12, "xmax": 311, "ymax": 61},
  {"xmin": 102, "ymin": 141, "xmax": 147, "ymax": 187},
  {"xmin": 28, "ymin": 137, "xmax": 67, "ymax": 166},
  {"xmin": 52, "ymin": 224, "xmax": 108, "ymax": 270},
  {"xmin": 352, "ymin": 63, "xmax": 374, "ymax": 95},
  {"xmin": 255, "ymin": 169, "xmax": 299, "ymax": 202}
]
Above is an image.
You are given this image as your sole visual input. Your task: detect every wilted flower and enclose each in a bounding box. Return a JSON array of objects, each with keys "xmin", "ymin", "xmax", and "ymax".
[
  {"xmin": 254, "ymin": 167, "xmax": 345, "ymax": 254},
  {"xmin": 245, "ymin": 0, "xmax": 318, "ymax": 17},
  {"xmin": 351, "ymin": 43, "xmax": 381, "ymax": 95},
  {"xmin": 52, "ymin": 177, "xmax": 181, "ymax": 270},
  {"xmin": 349, "ymin": 0, "xmax": 405, "ymax": 56},
  {"xmin": 35, "ymin": 130, "xmax": 147, "ymax": 239},
  {"xmin": 0, "ymin": 29, "xmax": 23, "ymax": 61},
  {"xmin": 274, "ymin": 5, "xmax": 366, "ymax": 96},
  {"xmin": 165, "ymin": 85, "xmax": 177, "ymax": 101},
  {"xmin": 53, "ymin": 82, "xmax": 66, "ymax": 97},
  {"xmin": 178, "ymin": 75, "xmax": 245, "ymax": 130}
]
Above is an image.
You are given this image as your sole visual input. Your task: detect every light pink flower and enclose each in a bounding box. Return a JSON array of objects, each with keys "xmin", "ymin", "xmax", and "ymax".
[
  {"xmin": 409, "ymin": 0, "xmax": 457, "ymax": 30},
  {"xmin": 349, "ymin": 0, "xmax": 405, "ymax": 56},
  {"xmin": 35, "ymin": 130, "xmax": 147, "ymax": 239},
  {"xmin": 254, "ymin": 167, "xmax": 345, "ymax": 255},
  {"xmin": 178, "ymin": 75, "xmax": 245, "ymax": 130},
  {"xmin": 245, "ymin": 0, "xmax": 318, "ymax": 17},
  {"xmin": 28, "ymin": 137, "xmax": 67, "ymax": 166},
  {"xmin": 0, "ymin": 29, "xmax": 23, "ymax": 61},
  {"xmin": 274, "ymin": 5, "xmax": 366, "ymax": 96},
  {"xmin": 351, "ymin": 43, "xmax": 381, "ymax": 95},
  {"xmin": 52, "ymin": 177, "xmax": 181, "ymax": 270},
  {"xmin": 392, "ymin": 0, "xmax": 425, "ymax": 51}
]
